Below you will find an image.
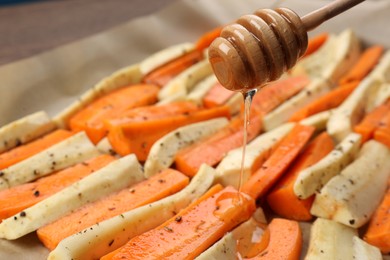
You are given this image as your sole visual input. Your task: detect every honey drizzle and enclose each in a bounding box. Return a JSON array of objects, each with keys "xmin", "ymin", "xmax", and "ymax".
[{"xmin": 238, "ymin": 88, "xmax": 257, "ymax": 194}]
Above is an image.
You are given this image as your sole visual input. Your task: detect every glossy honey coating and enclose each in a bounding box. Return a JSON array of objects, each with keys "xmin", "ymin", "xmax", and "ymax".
[{"xmin": 209, "ymin": 8, "xmax": 308, "ymax": 91}]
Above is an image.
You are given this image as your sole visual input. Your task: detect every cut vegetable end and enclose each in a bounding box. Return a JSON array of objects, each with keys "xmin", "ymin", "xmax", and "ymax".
[{"xmin": 253, "ymin": 218, "xmax": 302, "ymax": 259}]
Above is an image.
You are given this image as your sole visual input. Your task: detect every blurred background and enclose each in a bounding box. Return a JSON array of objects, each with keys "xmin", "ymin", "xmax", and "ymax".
[{"xmin": 0, "ymin": 0, "xmax": 176, "ymax": 65}]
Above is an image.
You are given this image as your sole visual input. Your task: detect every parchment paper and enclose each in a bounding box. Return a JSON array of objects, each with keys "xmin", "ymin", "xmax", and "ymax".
[{"xmin": 0, "ymin": 0, "xmax": 389, "ymax": 259}]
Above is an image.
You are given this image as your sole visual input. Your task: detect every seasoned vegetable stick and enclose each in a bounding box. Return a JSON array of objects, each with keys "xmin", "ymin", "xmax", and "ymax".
[
  {"xmin": 48, "ymin": 164, "xmax": 215, "ymax": 260},
  {"xmin": 0, "ymin": 129, "xmax": 72, "ymax": 170},
  {"xmin": 294, "ymin": 133, "xmax": 361, "ymax": 199},
  {"xmin": 0, "ymin": 132, "xmax": 100, "ymax": 191}
]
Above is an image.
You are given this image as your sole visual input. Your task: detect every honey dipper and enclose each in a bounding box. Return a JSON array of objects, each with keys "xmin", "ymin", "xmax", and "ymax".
[{"xmin": 208, "ymin": 0, "xmax": 365, "ymax": 91}]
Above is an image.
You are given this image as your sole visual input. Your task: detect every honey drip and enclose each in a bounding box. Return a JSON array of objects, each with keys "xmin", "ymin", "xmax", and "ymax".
[{"xmin": 238, "ymin": 89, "xmax": 257, "ymax": 194}]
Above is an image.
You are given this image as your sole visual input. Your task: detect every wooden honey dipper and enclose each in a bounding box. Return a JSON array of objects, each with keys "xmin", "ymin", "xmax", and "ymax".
[{"xmin": 208, "ymin": 0, "xmax": 365, "ymax": 91}]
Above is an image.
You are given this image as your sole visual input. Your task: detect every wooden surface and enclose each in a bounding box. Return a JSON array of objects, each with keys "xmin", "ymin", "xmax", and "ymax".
[{"xmin": 0, "ymin": 0, "xmax": 176, "ymax": 66}]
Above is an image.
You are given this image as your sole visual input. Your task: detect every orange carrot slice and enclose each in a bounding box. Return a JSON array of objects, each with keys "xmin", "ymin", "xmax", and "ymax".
[
  {"xmin": 0, "ymin": 129, "xmax": 73, "ymax": 170},
  {"xmin": 267, "ymin": 132, "xmax": 334, "ymax": 221},
  {"xmin": 37, "ymin": 168, "xmax": 189, "ymax": 250},
  {"xmin": 302, "ymin": 32, "xmax": 328, "ymax": 58},
  {"xmin": 107, "ymin": 104, "xmax": 231, "ymax": 161},
  {"xmin": 195, "ymin": 26, "xmax": 223, "ymax": 51},
  {"xmin": 339, "ymin": 45, "xmax": 384, "ymax": 85},
  {"xmin": 373, "ymin": 106, "xmax": 390, "ymax": 148},
  {"xmin": 252, "ymin": 218, "xmax": 302, "ymax": 259},
  {"xmin": 104, "ymin": 185, "xmax": 255, "ymax": 260},
  {"xmin": 354, "ymin": 102, "xmax": 390, "ymax": 143},
  {"xmin": 289, "ymin": 81, "xmax": 359, "ymax": 122},
  {"xmin": 142, "ymin": 50, "xmax": 204, "ymax": 87},
  {"xmin": 248, "ymin": 76, "xmax": 310, "ymax": 115},
  {"xmin": 175, "ymin": 114, "xmax": 262, "ymax": 177},
  {"xmin": 0, "ymin": 154, "xmax": 114, "ymax": 221},
  {"xmin": 364, "ymin": 182, "xmax": 390, "ymax": 254},
  {"xmin": 107, "ymin": 101, "xmax": 201, "ymax": 125},
  {"xmin": 203, "ymin": 82, "xmax": 235, "ymax": 108},
  {"xmin": 242, "ymin": 124, "xmax": 315, "ymax": 200},
  {"xmin": 69, "ymin": 84, "xmax": 159, "ymax": 144}
]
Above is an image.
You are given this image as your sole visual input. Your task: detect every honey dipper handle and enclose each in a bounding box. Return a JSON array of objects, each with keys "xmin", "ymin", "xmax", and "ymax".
[{"xmin": 302, "ymin": 0, "xmax": 365, "ymax": 31}]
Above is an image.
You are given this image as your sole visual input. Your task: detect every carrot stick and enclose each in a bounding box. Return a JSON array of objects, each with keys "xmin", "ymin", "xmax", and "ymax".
[
  {"xmin": 195, "ymin": 26, "xmax": 223, "ymax": 51},
  {"xmin": 289, "ymin": 81, "xmax": 359, "ymax": 122},
  {"xmin": 107, "ymin": 104, "xmax": 231, "ymax": 161},
  {"xmin": 241, "ymin": 124, "xmax": 315, "ymax": 200},
  {"xmin": 374, "ymin": 128, "xmax": 390, "ymax": 149},
  {"xmin": 175, "ymin": 114, "xmax": 262, "ymax": 177},
  {"xmin": 0, "ymin": 154, "xmax": 115, "ymax": 221},
  {"xmin": 103, "ymin": 185, "xmax": 255, "ymax": 260},
  {"xmin": 107, "ymin": 101, "xmax": 201, "ymax": 125},
  {"xmin": 339, "ymin": 45, "xmax": 384, "ymax": 85},
  {"xmin": 302, "ymin": 32, "xmax": 329, "ymax": 58},
  {"xmin": 100, "ymin": 184, "xmax": 225, "ymax": 260},
  {"xmin": 354, "ymin": 102, "xmax": 390, "ymax": 143},
  {"xmin": 202, "ymin": 82, "xmax": 235, "ymax": 108},
  {"xmin": 252, "ymin": 218, "xmax": 302, "ymax": 259},
  {"xmin": 248, "ymin": 76, "xmax": 310, "ymax": 115},
  {"xmin": 266, "ymin": 132, "xmax": 334, "ymax": 221},
  {"xmin": 364, "ymin": 182, "xmax": 390, "ymax": 254},
  {"xmin": 373, "ymin": 106, "xmax": 390, "ymax": 148},
  {"xmin": 0, "ymin": 129, "xmax": 73, "ymax": 170},
  {"xmin": 69, "ymin": 84, "xmax": 159, "ymax": 144},
  {"xmin": 37, "ymin": 168, "xmax": 189, "ymax": 250},
  {"xmin": 142, "ymin": 50, "xmax": 204, "ymax": 87}
]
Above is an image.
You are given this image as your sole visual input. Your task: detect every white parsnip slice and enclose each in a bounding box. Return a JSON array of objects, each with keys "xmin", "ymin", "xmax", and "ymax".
[
  {"xmin": 305, "ymin": 218, "xmax": 357, "ymax": 260},
  {"xmin": 263, "ymin": 78, "xmax": 331, "ymax": 131},
  {"xmin": 311, "ymin": 140, "xmax": 390, "ymax": 228},
  {"xmin": 0, "ymin": 154, "xmax": 144, "ymax": 240},
  {"xmin": 369, "ymin": 50, "xmax": 390, "ymax": 83},
  {"xmin": 292, "ymin": 29, "xmax": 361, "ymax": 83},
  {"xmin": 366, "ymin": 82, "xmax": 390, "ymax": 113},
  {"xmin": 327, "ymin": 76, "xmax": 383, "ymax": 142},
  {"xmin": 53, "ymin": 64, "xmax": 141, "ymax": 128},
  {"xmin": 300, "ymin": 110, "xmax": 332, "ymax": 132},
  {"xmin": 158, "ymin": 59, "xmax": 212, "ymax": 101},
  {"xmin": 140, "ymin": 43, "xmax": 194, "ymax": 75},
  {"xmin": 48, "ymin": 164, "xmax": 215, "ymax": 260},
  {"xmin": 215, "ymin": 123, "xmax": 295, "ymax": 188},
  {"xmin": 352, "ymin": 236, "xmax": 382, "ymax": 260},
  {"xmin": 0, "ymin": 132, "xmax": 100, "ymax": 191},
  {"xmin": 294, "ymin": 133, "xmax": 361, "ymax": 199},
  {"xmin": 96, "ymin": 137, "xmax": 114, "ymax": 155},
  {"xmin": 144, "ymin": 118, "xmax": 229, "ymax": 177},
  {"xmin": 0, "ymin": 111, "xmax": 56, "ymax": 153},
  {"xmin": 186, "ymin": 75, "xmax": 218, "ymax": 104},
  {"xmin": 225, "ymin": 92, "xmax": 243, "ymax": 116}
]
